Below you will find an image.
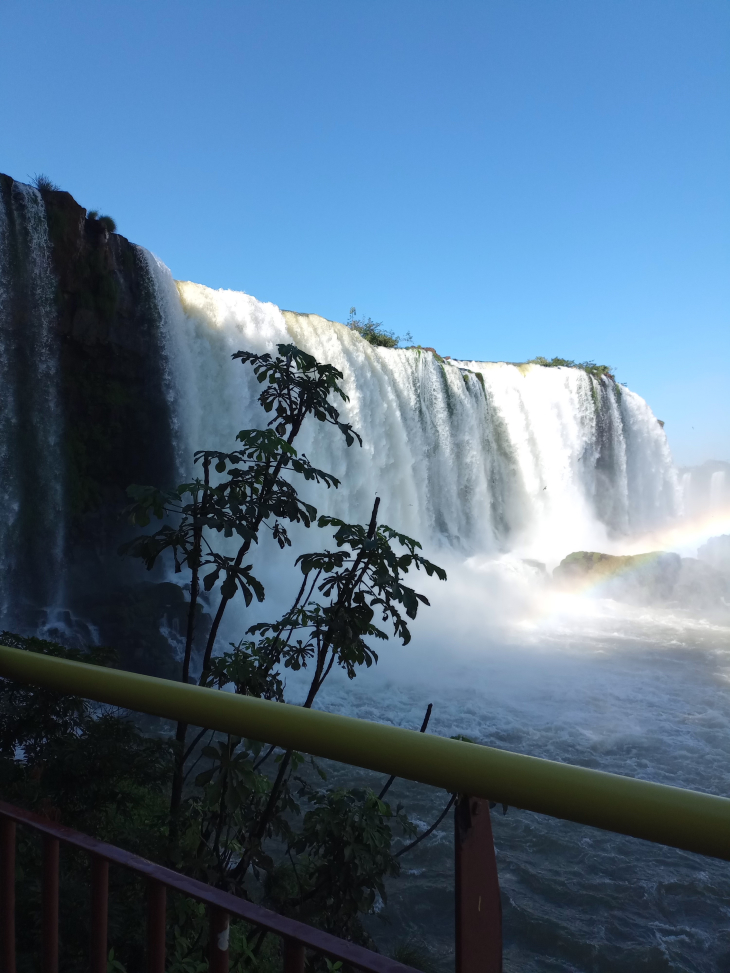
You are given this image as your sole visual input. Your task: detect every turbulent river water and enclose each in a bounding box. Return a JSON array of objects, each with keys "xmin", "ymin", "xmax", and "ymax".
[{"xmin": 141, "ymin": 254, "xmax": 730, "ymax": 973}]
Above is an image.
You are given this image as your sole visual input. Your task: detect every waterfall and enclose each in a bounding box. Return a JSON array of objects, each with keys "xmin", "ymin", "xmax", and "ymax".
[
  {"xmin": 680, "ymin": 461, "xmax": 730, "ymax": 521},
  {"xmin": 0, "ymin": 187, "xmax": 13, "ymax": 617},
  {"xmin": 710, "ymin": 470, "xmax": 728, "ymax": 510},
  {"xmin": 144, "ymin": 258, "xmax": 680, "ymax": 568},
  {"xmin": 0, "ymin": 181, "xmax": 64, "ymax": 621}
]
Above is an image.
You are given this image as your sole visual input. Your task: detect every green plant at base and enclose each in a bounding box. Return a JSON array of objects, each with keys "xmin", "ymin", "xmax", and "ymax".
[
  {"xmin": 2, "ymin": 342, "xmax": 453, "ymax": 966},
  {"xmin": 165, "ymin": 492, "xmax": 445, "ymax": 911},
  {"xmin": 121, "ymin": 343, "xmax": 363, "ymax": 828},
  {"xmin": 118, "ymin": 341, "xmax": 450, "ymax": 950},
  {"xmin": 287, "ymin": 785, "xmax": 416, "ymax": 944},
  {"xmin": 107, "ymin": 947, "xmax": 127, "ymax": 973},
  {"xmin": 0, "ymin": 632, "xmax": 172, "ymax": 973},
  {"xmin": 391, "ymin": 939, "xmax": 439, "ymax": 973},
  {"xmin": 194, "ymin": 496, "xmax": 446, "ymax": 893}
]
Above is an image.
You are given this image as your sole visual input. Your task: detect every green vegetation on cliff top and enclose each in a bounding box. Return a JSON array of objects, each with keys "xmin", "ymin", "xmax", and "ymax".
[
  {"xmin": 527, "ymin": 356, "xmax": 616, "ymax": 381},
  {"xmin": 346, "ymin": 306, "xmax": 412, "ymax": 348}
]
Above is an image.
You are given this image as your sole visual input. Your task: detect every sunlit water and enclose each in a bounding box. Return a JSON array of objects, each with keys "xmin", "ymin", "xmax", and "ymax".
[{"xmin": 312, "ymin": 578, "xmax": 730, "ymax": 973}]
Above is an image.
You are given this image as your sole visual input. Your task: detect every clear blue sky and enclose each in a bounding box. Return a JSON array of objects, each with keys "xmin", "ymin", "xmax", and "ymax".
[{"xmin": 1, "ymin": 0, "xmax": 727, "ymax": 465}]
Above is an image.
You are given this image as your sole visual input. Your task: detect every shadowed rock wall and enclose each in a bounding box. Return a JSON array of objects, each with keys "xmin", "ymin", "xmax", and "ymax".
[{"xmin": 0, "ymin": 174, "xmax": 188, "ymax": 675}]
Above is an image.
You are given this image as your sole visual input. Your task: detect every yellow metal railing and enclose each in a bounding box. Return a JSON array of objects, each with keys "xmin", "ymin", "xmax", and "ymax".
[{"xmin": 1, "ymin": 643, "xmax": 729, "ymax": 861}]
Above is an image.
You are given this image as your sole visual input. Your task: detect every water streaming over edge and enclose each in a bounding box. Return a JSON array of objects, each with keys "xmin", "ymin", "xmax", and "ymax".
[
  {"xmin": 0, "ymin": 183, "xmax": 64, "ymax": 618},
  {"xmin": 143, "ymin": 262, "xmax": 681, "ymax": 569}
]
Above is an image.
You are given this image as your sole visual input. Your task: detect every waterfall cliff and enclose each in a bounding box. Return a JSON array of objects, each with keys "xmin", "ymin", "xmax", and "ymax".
[
  {"xmin": 0, "ymin": 178, "xmax": 64, "ymax": 619},
  {"xmin": 146, "ymin": 258, "xmax": 680, "ymax": 568},
  {"xmin": 0, "ymin": 175, "xmax": 682, "ymax": 665},
  {"xmin": 0, "ymin": 176, "xmax": 181, "ymax": 666}
]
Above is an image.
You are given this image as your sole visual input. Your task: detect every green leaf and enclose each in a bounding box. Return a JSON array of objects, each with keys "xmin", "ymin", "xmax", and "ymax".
[
  {"xmin": 203, "ymin": 568, "xmax": 221, "ymax": 591},
  {"xmin": 220, "ymin": 575, "xmax": 236, "ymax": 600}
]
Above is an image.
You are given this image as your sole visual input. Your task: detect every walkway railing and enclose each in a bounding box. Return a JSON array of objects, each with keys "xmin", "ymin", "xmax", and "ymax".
[
  {"xmin": 1, "ymin": 642, "xmax": 730, "ymax": 972},
  {"xmin": 1, "ymin": 645, "xmax": 729, "ymax": 860},
  {"xmin": 0, "ymin": 798, "xmax": 417, "ymax": 973}
]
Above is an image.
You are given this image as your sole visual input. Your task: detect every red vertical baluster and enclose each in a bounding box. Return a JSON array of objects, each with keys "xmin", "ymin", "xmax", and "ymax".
[
  {"xmin": 0, "ymin": 817, "xmax": 15, "ymax": 973},
  {"xmin": 90, "ymin": 855, "xmax": 109, "ymax": 973},
  {"xmin": 455, "ymin": 796, "xmax": 502, "ymax": 973},
  {"xmin": 283, "ymin": 938, "xmax": 305, "ymax": 973},
  {"xmin": 42, "ymin": 836, "xmax": 59, "ymax": 973},
  {"xmin": 146, "ymin": 880, "xmax": 166, "ymax": 973},
  {"xmin": 209, "ymin": 908, "xmax": 229, "ymax": 973}
]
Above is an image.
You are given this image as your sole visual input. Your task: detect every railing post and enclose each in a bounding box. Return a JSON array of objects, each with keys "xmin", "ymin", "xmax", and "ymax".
[
  {"xmin": 209, "ymin": 907, "xmax": 229, "ymax": 973},
  {"xmin": 455, "ymin": 796, "xmax": 502, "ymax": 973},
  {"xmin": 90, "ymin": 855, "xmax": 109, "ymax": 973},
  {"xmin": 42, "ymin": 836, "xmax": 59, "ymax": 973},
  {"xmin": 146, "ymin": 880, "xmax": 166, "ymax": 973},
  {"xmin": 283, "ymin": 938, "xmax": 305, "ymax": 973},
  {"xmin": 0, "ymin": 817, "xmax": 15, "ymax": 973}
]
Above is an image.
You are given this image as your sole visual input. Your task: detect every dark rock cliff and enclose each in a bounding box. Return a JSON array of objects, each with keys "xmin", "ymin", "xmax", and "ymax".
[
  {"xmin": 553, "ymin": 548, "xmax": 729, "ymax": 610},
  {"xmin": 38, "ymin": 182, "xmax": 176, "ymax": 548},
  {"xmin": 0, "ymin": 174, "xmax": 193, "ymax": 676}
]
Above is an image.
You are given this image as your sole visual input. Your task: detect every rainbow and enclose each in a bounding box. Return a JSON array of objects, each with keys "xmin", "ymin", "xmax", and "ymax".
[
  {"xmin": 619, "ymin": 504, "xmax": 730, "ymax": 560},
  {"xmin": 544, "ymin": 505, "xmax": 730, "ymax": 604}
]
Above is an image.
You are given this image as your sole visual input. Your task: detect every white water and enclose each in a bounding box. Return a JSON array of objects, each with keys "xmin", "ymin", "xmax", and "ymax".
[
  {"xmin": 144, "ymin": 256, "xmax": 681, "ymax": 571},
  {"xmin": 710, "ymin": 470, "xmax": 728, "ymax": 510}
]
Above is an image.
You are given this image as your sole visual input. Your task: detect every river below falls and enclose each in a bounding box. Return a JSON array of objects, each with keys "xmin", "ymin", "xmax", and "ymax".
[{"xmin": 294, "ymin": 575, "xmax": 730, "ymax": 973}]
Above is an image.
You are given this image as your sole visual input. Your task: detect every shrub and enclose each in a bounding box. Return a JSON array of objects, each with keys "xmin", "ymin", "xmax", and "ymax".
[
  {"xmin": 392, "ymin": 940, "xmax": 439, "ymax": 973},
  {"xmin": 2, "ymin": 345, "xmax": 452, "ymax": 968},
  {"xmin": 85, "ymin": 211, "xmax": 117, "ymax": 233},
  {"xmin": 32, "ymin": 173, "xmax": 60, "ymax": 192},
  {"xmin": 0, "ymin": 631, "xmax": 172, "ymax": 971},
  {"xmin": 346, "ymin": 307, "xmax": 412, "ymax": 349},
  {"xmin": 528, "ymin": 356, "xmax": 616, "ymax": 382},
  {"xmin": 119, "ymin": 342, "xmax": 449, "ymax": 952}
]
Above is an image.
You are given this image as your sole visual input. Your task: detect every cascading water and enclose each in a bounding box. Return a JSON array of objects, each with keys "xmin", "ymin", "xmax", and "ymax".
[
  {"xmin": 0, "ymin": 181, "xmax": 64, "ymax": 622},
  {"xmin": 144, "ymin": 260, "xmax": 681, "ymax": 569},
  {"xmin": 679, "ymin": 459, "xmax": 730, "ymax": 523}
]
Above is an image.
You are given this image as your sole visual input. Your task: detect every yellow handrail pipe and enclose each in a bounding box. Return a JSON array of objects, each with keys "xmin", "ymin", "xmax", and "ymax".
[{"xmin": 1, "ymin": 644, "xmax": 729, "ymax": 861}]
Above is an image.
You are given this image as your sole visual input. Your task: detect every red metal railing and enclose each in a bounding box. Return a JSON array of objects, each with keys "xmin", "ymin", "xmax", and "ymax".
[
  {"xmin": 0, "ymin": 799, "xmax": 427, "ymax": 973},
  {"xmin": 455, "ymin": 797, "xmax": 501, "ymax": 972}
]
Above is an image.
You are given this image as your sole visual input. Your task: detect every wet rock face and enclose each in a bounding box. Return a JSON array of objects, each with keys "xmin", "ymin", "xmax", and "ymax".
[
  {"xmin": 553, "ymin": 550, "xmax": 683, "ymax": 603},
  {"xmin": 553, "ymin": 549, "xmax": 730, "ymax": 610},
  {"xmin": 0, "ymin": 175, "xmax": 179, "ymax": 671},
  {"xmin": 71, "ymin": 582, "xmax": 210, "ymax": 680},
  {"xmin": 39, "ymin": 183, "xmax": 177, "ymax": 545}
]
